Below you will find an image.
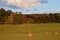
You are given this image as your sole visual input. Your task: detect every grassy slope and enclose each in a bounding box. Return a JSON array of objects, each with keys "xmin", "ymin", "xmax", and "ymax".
[{"xmin": 0, "ymin": 23, "xmax": 60, "ymax": 40}]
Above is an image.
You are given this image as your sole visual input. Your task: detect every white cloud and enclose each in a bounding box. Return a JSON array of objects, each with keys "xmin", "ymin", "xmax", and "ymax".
[{"xmin": 5, "ymin": 0, "xmax": 41, "ymax": 8}]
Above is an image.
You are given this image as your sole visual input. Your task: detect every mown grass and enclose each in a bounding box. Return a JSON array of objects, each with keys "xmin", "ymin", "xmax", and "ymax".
[{"xmin": 0, "ymin": 23, "xmax": 60, "ymax": 40}]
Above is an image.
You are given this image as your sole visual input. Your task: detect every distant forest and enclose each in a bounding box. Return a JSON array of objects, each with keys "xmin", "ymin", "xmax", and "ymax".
[{"xmin": 0, "ymin": 8, "xmax": 60, "ymax": 24}]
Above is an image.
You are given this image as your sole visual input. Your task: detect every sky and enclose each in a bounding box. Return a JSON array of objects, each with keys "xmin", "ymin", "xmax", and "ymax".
[{"xmin": 0, "ymin": 0, "xmax": 60, "ymax": 14}]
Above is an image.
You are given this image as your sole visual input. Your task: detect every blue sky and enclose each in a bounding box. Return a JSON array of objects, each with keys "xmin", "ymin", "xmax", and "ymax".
[{"xmin": 0, "ymin": 0, "xmax": 60, "ymax": 14}]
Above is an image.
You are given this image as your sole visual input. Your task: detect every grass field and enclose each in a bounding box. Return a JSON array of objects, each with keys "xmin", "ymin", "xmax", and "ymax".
[{"xmin": 0, "ymin": 23, "xmax": 60, "ymax": 40}]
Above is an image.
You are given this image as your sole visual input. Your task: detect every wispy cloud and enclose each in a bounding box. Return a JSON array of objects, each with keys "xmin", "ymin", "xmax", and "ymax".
[{"xmin": 0, "ymin": 0, "xmax": 48, "ymax": 9}]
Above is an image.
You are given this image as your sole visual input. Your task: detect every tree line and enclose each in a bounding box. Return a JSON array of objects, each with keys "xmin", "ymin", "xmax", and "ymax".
[{"xmin": 0, "ymin": 8, "xmax": 60, "ymax": 24}]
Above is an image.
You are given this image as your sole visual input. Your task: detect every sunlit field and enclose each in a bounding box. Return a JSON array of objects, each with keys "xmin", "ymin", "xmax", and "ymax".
[{"xmin": 0, "ymin": 23, "xmax": 60, "ymax": 40}]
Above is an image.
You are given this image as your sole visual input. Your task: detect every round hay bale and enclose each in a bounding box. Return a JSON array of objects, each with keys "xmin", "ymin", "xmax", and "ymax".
[
  {"xmin": 44, "ymin": 32, "xmax": 49, "ymax": 35},
  {"xmin": 54, "ymin": 32, "xmax": 58, "ymax": 35},
  {"xmin": 37, "ymin": 29, "xmax": 40, "ymax": 32},
  {"xmin": 28, "ymin": 33, "xmax": 33, "ymax": 38},
  {"xmin": 28, "ymin": 31, "xmax": 32, "ymax": 34}
]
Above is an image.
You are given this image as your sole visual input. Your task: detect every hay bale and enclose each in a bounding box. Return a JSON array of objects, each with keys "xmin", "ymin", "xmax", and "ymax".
[
  {"xmin": 28, "ymin": 33, "xmax": 33, "ymax": 37},
  {"xmin": 44, "ymin": 32, "xmax": 49, "ymax": 35},
  {"xmin": 54, "ymin": 32, "xmax": 58, "ymax": 35},
  {"xmin": 28, "ymin": 31, "xmax": 32, "ymax": 34}
]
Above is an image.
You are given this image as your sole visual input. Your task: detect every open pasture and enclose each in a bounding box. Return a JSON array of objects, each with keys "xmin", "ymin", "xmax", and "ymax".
[{"xmin": 0, "ymin": 23, "xmax": 60, "ymax": 40}]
